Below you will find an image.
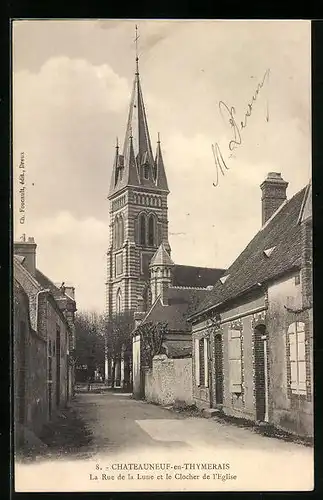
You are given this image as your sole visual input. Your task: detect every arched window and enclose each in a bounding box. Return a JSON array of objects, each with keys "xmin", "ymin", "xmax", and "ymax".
[
  {"xmin": 139, "ymin": 213, "xmax": 146, "ymax": 245},
  {"xmin": 115, "ymin": 216, "xmax": 119, "ymax": 249},
  {"xmin": 144, "ymin": 165, "xmax": 149, "ymax": 179},
  {"xmin": 119, "ymin": 216, "xmax": 124, "ymax": 248},
  {"xmin": 148, "ymin": 214, "xmax": 155, "ymax": 246},
  {"xmin": 116, "ymin": 288, "xmax": 122, "ymax": 314}
]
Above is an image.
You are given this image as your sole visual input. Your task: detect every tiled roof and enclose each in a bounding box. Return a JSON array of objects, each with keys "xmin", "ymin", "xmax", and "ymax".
[
  {"xmin": 35, "ymin": 269, "xmax": 64, "ymax": 300},
  {"xmin": 172, "ymin": 265, "xmax": 226, "ymax": 288},
  {"xmin": 14, "ymin": 254, "xmax": 25, "ymax": 264},
  {"xmin": 193, "ymin": 186, "xmax": 307, "ymax": 316},
  {"xmin": 141, "ymin": 287, "xmax": 209, "ymax": 333}
]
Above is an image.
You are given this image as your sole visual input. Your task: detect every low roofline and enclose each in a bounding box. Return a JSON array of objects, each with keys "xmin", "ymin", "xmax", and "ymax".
[
  {"xmin": 174, "ymin": 264, "xmax": 226, "ymax": 272},
  {"xmin": 14, "ymin": 260, "xmax": 73, "ymax": 333},
  {"xmin": 187, "ymin": 265, "xmax": 301, "ymax": 322}
]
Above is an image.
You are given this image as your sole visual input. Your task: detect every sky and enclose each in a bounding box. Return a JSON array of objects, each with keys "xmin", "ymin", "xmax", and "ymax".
[{"xmin": 12, "ymin": 19, "xmax": 311, "ymax": 313}]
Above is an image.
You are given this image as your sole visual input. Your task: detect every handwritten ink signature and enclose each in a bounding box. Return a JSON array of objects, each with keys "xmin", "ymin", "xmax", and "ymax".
[{"xmin": 212, "ymin": 69, "xmax": 270, "ymax": 187}]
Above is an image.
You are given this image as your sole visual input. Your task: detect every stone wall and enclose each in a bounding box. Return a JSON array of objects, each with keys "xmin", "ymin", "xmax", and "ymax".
[
  {"xmin": 144, "ymin": 354, "xmax": 193, "ymax": 406},
  {"xmin": 267, "ymin": 273, "xmax": 313, "ymax": 437},
  {"xmin": 13, "ymin": 282, "xmax": 47, "ymax": 448}
]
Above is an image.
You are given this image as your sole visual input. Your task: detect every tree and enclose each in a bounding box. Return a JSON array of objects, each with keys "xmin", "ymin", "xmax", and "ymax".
[
  {"xmin": 136, "ymin": 321, "xmax": 168, "ymax": 368},
  {"xmin": 103, "ymin": 311, "xmax": 135, "ymax": 388},
  {"xmin": 74, "ymin": 311, "xmax": 105, "ymax": 381}
]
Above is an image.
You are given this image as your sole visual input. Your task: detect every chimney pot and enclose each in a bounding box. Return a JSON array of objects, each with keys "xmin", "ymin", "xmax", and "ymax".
[{"xmin": 260, "ymin": 172, "xmax": 288, "ymax": 226}]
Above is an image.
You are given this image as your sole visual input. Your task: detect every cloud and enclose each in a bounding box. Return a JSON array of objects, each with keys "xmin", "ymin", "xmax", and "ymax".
[
  {"xmin": 20, "ymin": 211, "xmax": 108, "ymax": 312},
  {"xmin": 13, "ymin": 57, "xmax": 131, "ymax": 221},
  {"xmin": 13, "ymin": 21, "xmax": 311, "ymax": 312}
]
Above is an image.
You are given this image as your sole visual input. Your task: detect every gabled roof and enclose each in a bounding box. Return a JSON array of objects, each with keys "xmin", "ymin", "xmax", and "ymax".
[
  {"xmin": 140, "ymin": 287, "xmax": 209, "ymax": 333},
  {"xmin": 13, "ymin": 258, "xmax": 73, "ymax": 330},
  {"xmin": 192, "ymin": 186, "xmax": 308, "ymax": 317},
  {"xmin": 172, "ymin": 265, "xmax": 226, "ymax": 288}
]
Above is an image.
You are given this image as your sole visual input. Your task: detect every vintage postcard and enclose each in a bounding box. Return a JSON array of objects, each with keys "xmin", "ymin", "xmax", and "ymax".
[{"xmin": 12, "ymin": 19, "xmax": 313, "ymax": 492}]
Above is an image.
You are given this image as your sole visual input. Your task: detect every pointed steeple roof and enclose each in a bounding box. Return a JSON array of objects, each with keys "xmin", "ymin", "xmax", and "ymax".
[
  {"xmin": 155, "ymin": 133, "xmax": 169, "ymax": 191},
  {"xmin": 150, "ymin": 243, "xmax": 175, "ymax": 268},
  {"xmin": 123, "ymin": 65, "xmax": 155, "ymax": 166},
  {"xmin": 109, "ymin": 138, "xmax": 123, "ymax": 196},
  {"xmin": 108, "ymin": 32, "xmax": 169, "ymax": 198}
]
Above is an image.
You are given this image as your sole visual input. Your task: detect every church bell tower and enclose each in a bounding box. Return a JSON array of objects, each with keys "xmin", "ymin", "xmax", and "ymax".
[{"xmin": 105, "ymin": 42, "xmax": 170, "ymax": 316}]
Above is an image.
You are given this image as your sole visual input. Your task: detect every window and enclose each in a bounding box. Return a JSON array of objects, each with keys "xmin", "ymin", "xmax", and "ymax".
[
  {"xmin": 139, "ymin": 213, "xmax": 146, "ymax": 245},
  {"xmin": 194, "ymin": 337, "xmax": 209, "ymax": 387},
  {"xmin": 195, "ymin": 338, "xmax": 200, "ymax": 386},
  {"xmin": 148, "ymin": 215, "xmax": 155, "ymax": 246},
  {"xmin": 228, "ymin": 329, "xmax": 242, "ymax": 394},
  {"xmin": 115, "ymin": 253, "xmax": 123, "ymax": 276},
  {"xmin": 116, "ymin": 289, "xmax": 122, "ymax": 314},
  {"xmin": 119, "ymin": 216, "xmax": 124, "ymax": 248},
  {"xmin": 114, "ymin": 215, "xmax": 124, "ymax": 249},
  {"xmin": 287, "ymin": 322, "xmax": 306, "ymax": 395},
  {"xmin": 115, "ymin": 217, "xmax": 119, "ymax": 249},
  {"xmin": 144, "ymin": 165, "xmax": 149, "ymax": 179}
]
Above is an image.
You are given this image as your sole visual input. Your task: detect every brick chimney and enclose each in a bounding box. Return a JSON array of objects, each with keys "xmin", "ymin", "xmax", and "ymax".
[
  {"xmin": 260, "ymin": 172, "xmax": 288, "ymax": 226},
  {"xmin": 14, "ymin": 235, "xmax": 37, "ymax": 277}
]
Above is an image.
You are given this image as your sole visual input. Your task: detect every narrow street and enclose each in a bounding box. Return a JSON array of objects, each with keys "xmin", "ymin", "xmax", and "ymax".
[{"xmin": 15, "ymin": 389, "xmax": 314, "ymax": 492}]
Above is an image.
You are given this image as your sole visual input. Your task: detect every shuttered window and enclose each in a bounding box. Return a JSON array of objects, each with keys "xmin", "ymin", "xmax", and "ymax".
[
  {"xmin": 195, "ymin": 338, "xmax": 200, "ymax": 386},
  {"xmin": 228, "ymin": 329, "xmax": 242, "ymax": 393},
  {"xmin": 194, "ymin": 337, "xmax": 209, "ymax": 388},
  {"xmin": 288, "ymin": 322, "xmax": 306, "ymax": 395},
  {"xmin": 204, "ymin": 337, "xmax": 209, "ymax": 387},
  {"xmin": 199, "ymin": 338, "xmax": 205, "ymax": 386}
]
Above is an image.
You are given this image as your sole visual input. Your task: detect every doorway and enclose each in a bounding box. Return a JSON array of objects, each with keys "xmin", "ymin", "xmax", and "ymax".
[
  {"xmin": 214, "ymin": 333, "xmax": 223, "ymax": 406},
  {"xmin": 254, "ymin": 324, "xmax": 269, "ymax": 422}
]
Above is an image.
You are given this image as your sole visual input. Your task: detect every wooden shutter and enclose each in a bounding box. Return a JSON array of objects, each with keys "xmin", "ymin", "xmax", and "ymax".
[
  {"xmin": 199, "ymin": 339, "xmax": 205, "ymax": 385},
  {"xmin": 228, "ymin": 329, "xmax": 242, "ymax": 393},
  {"xmin": 297, "ymin": 322, "xmax": 306, "ymax": 394},
  {"xmin": 289, "ymin": 322, "xmax": 307, "ymax": 395},
  {"xmin": 204, "ymin": 337, "xmax": 209, "ymax": 387},
  {"xmin": 288, "ymin": 323, "xmax": 297, "ymax": 391},
  {"xmin": 195, "ymin": 338, "xmax": 200, "ymax": 386}
]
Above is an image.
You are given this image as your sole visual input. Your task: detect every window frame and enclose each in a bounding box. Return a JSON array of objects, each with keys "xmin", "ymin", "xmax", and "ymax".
[
  {"xmin": 148, "ymin": 214, "xmax": 156, "ymax": 247},
  {"xmin": 228, "ymin": 328, "xmax": 242, "ymax": 394},
  {"xmin": 143, "ymin": 165, "xmax": 149, "ymax": 180},
  {"xmin": 287, "ymin": 321, "xmax": 307, "ymax": 396}
]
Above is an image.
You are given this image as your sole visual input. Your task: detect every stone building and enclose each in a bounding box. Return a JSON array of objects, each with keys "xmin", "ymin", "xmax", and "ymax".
[
  {"xmin": 188, "ymin": 175, "xmax": 313, "ymax": 438},
  {"xmin": 132, "ymin": 242, "xmax": 225, "ymax": 399},
  {"xmin": 13, "ymin": 236, "xmax": 77, "ymax": 449}
]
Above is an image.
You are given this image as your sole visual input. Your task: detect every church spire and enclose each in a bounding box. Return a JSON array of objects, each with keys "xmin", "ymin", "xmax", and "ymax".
[
  {"xmin": 155, "ymin": 133, "xmax": 169, "ymax": 191},
  {"xmin": 109, "ymin": 25, "xmax": 169, "ymax": 197}
]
